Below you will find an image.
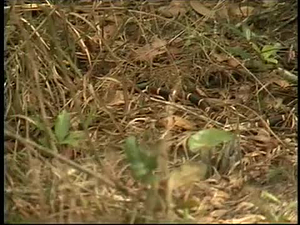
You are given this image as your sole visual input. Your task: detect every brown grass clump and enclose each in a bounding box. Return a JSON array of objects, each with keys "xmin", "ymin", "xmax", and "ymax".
[{"xmin": 5, "ymin": 1, "xmax": 297, "ymax": 223}]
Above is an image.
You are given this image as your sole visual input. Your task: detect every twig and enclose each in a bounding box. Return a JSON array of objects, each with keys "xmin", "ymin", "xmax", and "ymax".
[
  {"xmin": 4, "ymin": 129, "xmax": 116, "ymax": 188},
  {"xmin": 148, "ymin": 96, "xmax": 224, "ymax": 128}
]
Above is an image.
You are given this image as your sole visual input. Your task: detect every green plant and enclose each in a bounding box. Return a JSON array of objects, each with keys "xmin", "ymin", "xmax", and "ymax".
[
  {"xmin": 124, "ymin": 129, "xmax": 235, "ymax": 183},
  {"xmin": 225, "ymin": 24, "xmax": 281, "ymax": 65},
  {"xmin": 35, "ymin": 110, "xmax": 85, "ymax": 149},
  {"xmin": 188, "ymin": 128, "xmax": 234, "ymax": 152},
  {"xmin": 239, "ymin": 24, "xmax": 281, "ymax": 64},
  {"xmin": 124, "ymin": 128, "xmax": 235, "ymax": 221},
  {"xmin": 251, "ymin": 42, "xmax": 281, "ymax": 64},
  {"xmin": 124, "ymin": 136, "xmax": 159, "ymax": 185}
]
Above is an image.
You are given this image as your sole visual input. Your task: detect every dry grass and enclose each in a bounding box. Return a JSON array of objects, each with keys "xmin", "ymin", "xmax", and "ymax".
[{"xmin": 5, "ymin": 0, "xmax": 297, "ymax": 223}]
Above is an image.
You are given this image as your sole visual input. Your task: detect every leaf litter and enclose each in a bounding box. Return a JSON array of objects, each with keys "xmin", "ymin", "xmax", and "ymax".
[{"xmin": 131, "ymin": 37, "xmax": 168, "ymax": 62}]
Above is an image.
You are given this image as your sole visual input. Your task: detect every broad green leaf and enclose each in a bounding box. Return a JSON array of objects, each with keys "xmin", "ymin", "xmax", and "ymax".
[
  {"xmin": 124, "ymin": 136, "xmax": 158, "ymax": 183},
  {"xmin": 54, "ymin": 110, "xmax": 70, "ymax": 143},
  {"xmin": 60, "ymin": 131, "xmax": 85, "ymax": 147},
  {"xmin": 124, "ymin": 136, "xmax": 141, "ymax": 163},
  {"xmin": 142, "ymin": 153, "xmax": 158, "ymax": 173},
  {"xmin": 265, "ymin": 57, "xmax": 278, "ymax": 64},
  {"xmin": 188, "ymin": 128, "xmax": 234, "ymax": 153},
  {"xmin": 261, "ymin": 44, "xmax": 280, "ymax": 60},
  {"xmin": 130, "ymin": 161, "xmax": 152, "ymax": 179}
]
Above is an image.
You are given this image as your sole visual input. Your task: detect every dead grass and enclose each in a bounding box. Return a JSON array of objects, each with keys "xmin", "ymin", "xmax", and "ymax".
[{"xmin": 5, "ymin": 0, "xmax": 297, "ymax": 223}]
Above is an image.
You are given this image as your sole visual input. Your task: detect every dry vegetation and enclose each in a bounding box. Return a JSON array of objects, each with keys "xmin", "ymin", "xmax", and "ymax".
[{"xmin": 4, "ymin": 0, "xmax": 297, "ymax": 223}]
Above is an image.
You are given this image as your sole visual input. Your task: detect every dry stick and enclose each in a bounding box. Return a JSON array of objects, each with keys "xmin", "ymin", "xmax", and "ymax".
[
  {"xmin": 5, "ymin": 129, "xmax": 116, "ymax": 188},
  {"xmin": 84, "ymin": 76, "xmax": 124, "ymax": 136},
  {"xmin": 54, "ymin": 9, "xmax": 92, "ymax": 67},
  {"xmin": 148, "ymin": 97, "xmax": 225, "ymax": 128},
  {"xmin": 5, "ymin": 6, "xmax": 57, "ymax": 66},
  {"xmin": 234, "ymin": 103, "xmax": 287, "ymax": 147},
  {"xmin": 20, "ymin": 24, "xmax": 58, "ymax": 154},
  {"xmin": 121, "ymin": 64, "xmax": 130, "ymax": 115},
  {"xmin": 5, "ymin": 129, "xmax": 141, "ymax": 202}
]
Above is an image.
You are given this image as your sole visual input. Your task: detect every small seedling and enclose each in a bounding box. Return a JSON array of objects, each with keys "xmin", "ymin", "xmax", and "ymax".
[
  {"xmin": 35, "ymin": 110, "xmax": 85, "ymax": 149},
  {"xmin": 188, "ymin": 128, "xmax": 234, "ymax": 153},
  {"xmin": 124, "ymin": 136, "xmax": 158, "ymax": 185},
  {"xmin": 54, "ymin": 110, "xmax": 85, "ymax": 147},
  {"xmin": 252, "ymin": 42, "xmax": 281, "ymax": 64}
]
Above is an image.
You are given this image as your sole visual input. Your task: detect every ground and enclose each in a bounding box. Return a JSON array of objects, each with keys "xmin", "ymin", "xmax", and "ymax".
[{"xmin": 4, "ymin": 0, "xmax": 297, "ymax": 223}]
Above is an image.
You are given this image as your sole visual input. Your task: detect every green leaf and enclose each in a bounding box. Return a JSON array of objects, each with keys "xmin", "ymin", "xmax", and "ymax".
[
  {"xmin": 261, "ymin": 44, "xmax": 280, "ymax": 59},
  {"xmin": 242, "ymin": 25, "xmax": 253, "ymax": 41},
  {"xmin": 54, "ymin": 110, "xmax": 71, "ymax": 143},
  {"xmin": 261, "ymin": 191, "xmax": 281, "ymax": 204},
  {"xmin": 188, "ymin": 128, "xmax": 234, "ymax": 153},
  {"xmin": 124, "ymin": 136, "xmax": 141, "ymax": 163},
  {"xmin": 60, "ymin": 131, "xmax": 85, "ymax": 147},
  {"xmin": 224, "ymin": 23, "xmax": 244, "ymax": 38},
  {"xmin": 251, "ymin": 42, "xmax": 261, "ymax": 53},
  {"xmin": 124, "ymin": 136, "xmax": 158, "ymax": 183},
  {"xmin": 265, "ymin": 57, "xmax": 278, "ymax": 64}
]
